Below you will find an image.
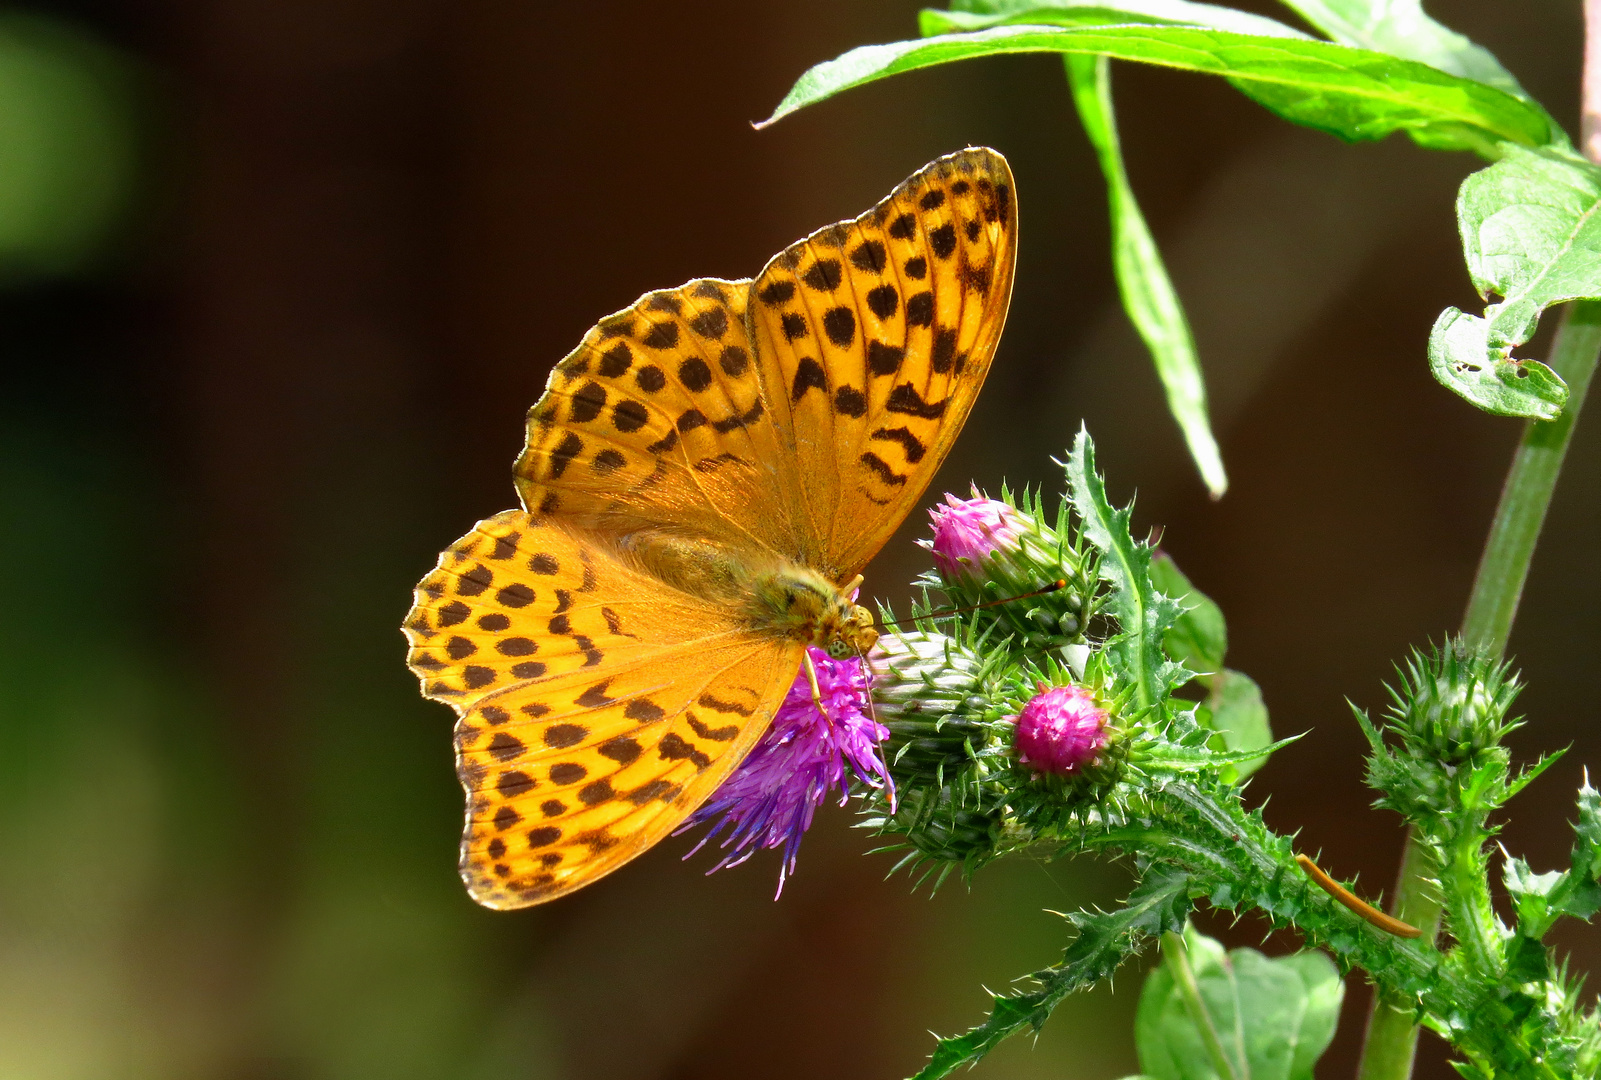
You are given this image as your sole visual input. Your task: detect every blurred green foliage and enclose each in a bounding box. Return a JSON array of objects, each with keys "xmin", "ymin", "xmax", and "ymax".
[{"xmin": 0, "ymin": 12, "xmax": 141, "ymax": 280}]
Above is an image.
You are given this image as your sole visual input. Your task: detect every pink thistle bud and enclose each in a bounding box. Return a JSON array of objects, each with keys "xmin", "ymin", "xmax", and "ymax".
[
  {"xmin": 1014, "ymin": 684, "xmax": 1110, "ymax": 776},
  {"xmin": 928, "ymin": 492, "xmax": 1024, "ymax": 579}
]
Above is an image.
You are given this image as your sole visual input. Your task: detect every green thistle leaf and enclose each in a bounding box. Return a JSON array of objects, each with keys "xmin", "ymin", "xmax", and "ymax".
[{"xmin": 1065, "ymin": 429, "xmax": 1186, "ymax": 714}]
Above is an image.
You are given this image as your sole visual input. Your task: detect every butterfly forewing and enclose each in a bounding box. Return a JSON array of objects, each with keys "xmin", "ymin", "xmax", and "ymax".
[
  {"xmin": 513, "ymin": 280, "xmax": 806, "ymax": 559},
  {"xmin": 746, "ymin": 147, "xmax": 1016, "ymax": 579}
]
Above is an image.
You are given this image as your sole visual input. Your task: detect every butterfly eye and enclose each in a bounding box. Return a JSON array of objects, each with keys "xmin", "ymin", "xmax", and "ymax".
[{"xmin": 826, "ymin": 640, "xmax": 853, "ymax": 659}]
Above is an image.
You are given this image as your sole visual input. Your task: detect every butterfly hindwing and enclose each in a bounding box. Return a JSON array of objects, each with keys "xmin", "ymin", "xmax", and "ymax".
[
  {"xmin": 455, "ymin": 634, "xmax": 804, "ymax": 908},
  {"xmin": 406, "ymin": 510, "xmax": 806, "ymax": 907},
  {"xmin": 747, "ymin": 147, "xmax": 1017, "ymax": 579}
]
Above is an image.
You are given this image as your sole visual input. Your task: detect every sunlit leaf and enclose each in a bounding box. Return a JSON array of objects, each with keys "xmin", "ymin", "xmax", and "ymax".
[
  {"xmin": 758, "ymin": 22, "xmax": 1554, "ymax": 158},
  {"xmin": 1067, "ymin": 54, "xmax": 1226, "ymax": 495},
  {"xmin": 930, "ymin": 0, "xmax": 1310, "ymax": 40}
]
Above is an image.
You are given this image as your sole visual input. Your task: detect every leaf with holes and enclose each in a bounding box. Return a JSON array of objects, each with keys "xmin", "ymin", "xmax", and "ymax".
[{"xmin": 1429, "ymin": 146, "xmax": 1601, "ymax": 418}]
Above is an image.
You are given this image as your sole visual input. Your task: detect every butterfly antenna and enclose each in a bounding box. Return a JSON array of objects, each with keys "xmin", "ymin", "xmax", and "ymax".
[
  {"xmin": 879, "ymin": 579, "xmax": 1068, "ymax": 628},
  {"xmin": 854, "ymin": 643, "xmax": 897, "ymax": 814}
]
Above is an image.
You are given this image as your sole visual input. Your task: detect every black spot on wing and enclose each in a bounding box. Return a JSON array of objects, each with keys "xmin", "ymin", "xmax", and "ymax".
[
  {"xmin": 792, "ymin": 357, "xmax": 828, "ymax": 402},
  {"xmin": 860, "ymin": 452, "xmax": 909, "ymax": 486},
  {"xmin": 687, "ymin": 714, "xmax": 740, "ymax": 741},
  {"xmin": 719, "ymin": 345, "xmax": 749, "ymax": 376},
  {"xmin": 886, "ymin": 383, "xmax": 947, "ymax": 419},
  {"xmin": 642, "ymin": 322, "xmax": 680, "ymax": 349},
  {"xmin": 679, "ymin": 357, "xmax": 712, "ymax": 392},
  {"xmin": 758, "ymin": 280, "xmax": 795, "ymax": 306},
  {"xmin": 867, "ymin": 341, "xmax": 903, "ymax": 377},
  {"xmin": 802, "ymin": 259, "xmax": 843, "ymax": 292},
  {"xmin": 712, "ymin": 400, "xmax": 764, "ymax": 433},
  {"xmin": 834, "ymin": 386, "xmax": 866, "ymax": 418},
  {"xmin": 635, "ymin": 365, "xmax": 666, "ymax": 393},
  {"xmin": 865, "ymin": 284, "xmax": 898, "ymax": 321},
  {"xmin": 905, "ymin": 291, "xmax": 934, "ymax": 328},
  {"xmin": 822, "ymin": 306, "xmax": 855, "ymax": 348},
  {"xmin": 548, "ymin": 433, "xmax": 583, "ymax": 479},
  {"xmin": 598, "ymin": 343, "xmax": 632, "ymax": 377},
  {"xmin": 688, "ymin": 307, "xmax": 728, "ymax": 339},
  {"xmin": 697, "ymin": 693, "xmax": 753, "ymax": 716},
  {"xmin": 850, "ymin": 239, "xmax": 887, "ymax": 273},
  {"xmin": 870, "ymin": 426, "xmax": 927, "ymax": 463},
  {"xmin": 931, "ymin": 327, "xmax": 958, "ymax": 374}
]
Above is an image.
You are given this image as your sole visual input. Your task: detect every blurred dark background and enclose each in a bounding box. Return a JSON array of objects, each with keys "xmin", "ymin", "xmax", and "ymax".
[{"xmin": 0, "ymin": 1, "xmax": 1594, "ymax": 1077}]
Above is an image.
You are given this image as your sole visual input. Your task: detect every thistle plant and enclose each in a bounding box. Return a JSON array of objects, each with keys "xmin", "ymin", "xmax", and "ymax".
[
  {"xmin": 701, "ymin": 1, "xmax": 1601, "ymax": 1077},
  {"xmin": 692, "ymin": 433, "xmax": 1601, "ymax": 1080}
]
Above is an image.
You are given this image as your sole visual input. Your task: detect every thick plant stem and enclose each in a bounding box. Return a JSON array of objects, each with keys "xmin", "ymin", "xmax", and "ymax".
[
  {"xmin": 1460, "ymin": 301, "xmax": 1601, "ymax": 653},
  {"xmin": 1353, "ymin": 282, "xmax": 1601, "ymax": 1080},
  {"xmin": 1355, "ymin": 300, "xmax": 1601, "ymax": 1080},
  {"xmin": 1356, "ymin": 17, "xmax": 1601, "ymax": 1067},
  {"xmin": 1357, "ymin": 830, "xmax": 1443, "ymax": 1080}
]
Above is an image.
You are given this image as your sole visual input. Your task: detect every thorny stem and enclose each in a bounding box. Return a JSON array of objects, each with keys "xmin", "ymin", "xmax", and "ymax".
[{"xmin": 1356, "ymin": 11, "xmax": 1601, "ymax": 1075}]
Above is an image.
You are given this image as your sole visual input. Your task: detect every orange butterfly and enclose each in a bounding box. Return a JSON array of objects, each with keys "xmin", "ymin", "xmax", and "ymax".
[{"xmin": 404, "ymin": 148, "xmax": 1017, "ymax": 908}]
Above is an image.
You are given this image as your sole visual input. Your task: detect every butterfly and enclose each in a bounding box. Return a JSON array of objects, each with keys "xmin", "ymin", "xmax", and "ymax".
[{"xmin": 403, "ymin": 147, "xmax": 1017, "ymax": 909}]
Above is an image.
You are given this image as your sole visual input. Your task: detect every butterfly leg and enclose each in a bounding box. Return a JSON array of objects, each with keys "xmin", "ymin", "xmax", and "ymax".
[{"xmin": 802, "ymin": 650, "xmax": 828, "ymax": 718}]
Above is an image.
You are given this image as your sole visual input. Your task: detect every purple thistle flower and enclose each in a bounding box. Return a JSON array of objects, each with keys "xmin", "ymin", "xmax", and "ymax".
[
  {"xmin": 682, "ymin": 646, "xmax": 893, "ymax": 896},
  {"xmin": 928, "ymin": 491, "xmax": 1024, "ymax": 579},
  {"xmin": 1014, "ymin": 684, "xmax": 1110, "ymax": 776}
]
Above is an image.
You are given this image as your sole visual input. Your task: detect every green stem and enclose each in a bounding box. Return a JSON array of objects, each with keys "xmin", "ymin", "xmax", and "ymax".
[
  {"xmin": 1460, "ymin": 300, "xmax": 1601, "ymax": 654},
  {"xmin": 1162, "ymin": 930, "xmax": 1243, "ymax": 1080},
  {"xmin": 1356, "ymin": 829, "xmax": 1442, "ymax": 1080},
  {"xmin": 1353, "ymin": 299, "xmax": 1601, "ymax": 1080}
]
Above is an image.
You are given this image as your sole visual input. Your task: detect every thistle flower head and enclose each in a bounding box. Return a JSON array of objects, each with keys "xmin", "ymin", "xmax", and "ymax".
[
  {"xmin": 928, "ymin": 491, "xmax": 1024, "ymax": 580},
  {"xmin": 1013, "ymin": 683, "xmax": 1111, "ymax": 776},
  {"xmin": 682, "ymin": 646, "xmax": 891, "ymax": 895},
  {"xmin": 1387, "ymin": 639, "xmax": 1521, "ymax": 763}
]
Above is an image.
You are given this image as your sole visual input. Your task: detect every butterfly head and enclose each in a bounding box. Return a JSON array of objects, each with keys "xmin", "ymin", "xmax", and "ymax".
[
  {"xmin": 750, "ymin": 565, "xmax": 879, "ymax": 656},
  {"xmin": 827, "ymin": 599, "xmax": 879, "ymax": 657}
]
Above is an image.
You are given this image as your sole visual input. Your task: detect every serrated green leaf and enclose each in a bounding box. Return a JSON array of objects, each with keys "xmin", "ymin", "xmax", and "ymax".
[
  {"xmin": 930, "ymin": 1, "xmax": 1311, "ymax": 43},
  {"xmin": 1067, "ymin": 54, "xmax": 1226, "ymax": 496},
  {"xmin": 1066, "ymin": 429, "xmax": 1184, "ymax": 712},
  {"xmin": 1209, "ymin": 669, "xmax": 1273, "ymax": 779},
  {"xmin": 1429, "ymin": 146, "xmax": 1601, "ymax": 417},
  {"xmin": 1137, "ymin": 927, "xmax": 1344, "ymax": 1080},
  {"xmin": 913, "ymin": 868, "xmax": 1193, "ymax": 1080},
  {"xmin": 1150, "ymin": 552, "xmax": 1227, "ymax": 674},
  {"xmin": 1504, "ymin": 856, "xmax": 1565, "ymax": 940},
  {"xmin": 1573, "ymin": 777, "xmax": 1601, "ymax": 882},
  {"xmin": 757, "ymin": 23, "xmax": 1554, "ymax": 157}
]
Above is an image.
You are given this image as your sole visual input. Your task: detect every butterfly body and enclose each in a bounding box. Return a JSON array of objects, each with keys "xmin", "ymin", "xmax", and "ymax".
[
  {"xmin": 406, "ymin": 148, "xmax": 1017, "ymax": 908},
  {"xmin": 615, "ymin": 530, "xmax": 876, "ymax": 650}
]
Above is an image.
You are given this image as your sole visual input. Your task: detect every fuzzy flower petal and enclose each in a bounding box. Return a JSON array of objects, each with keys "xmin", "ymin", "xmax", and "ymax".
[
  {"xmin": 928, "ymin": 491, "xmax": 1024, "ymax": 578},
  {"xmin": 681, "ymin": 646, "xmax": 892, "ymax": 895},
  {"xmin": 1014, "ymin": 684, "xmax": 1110, "ymax": 776}
]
